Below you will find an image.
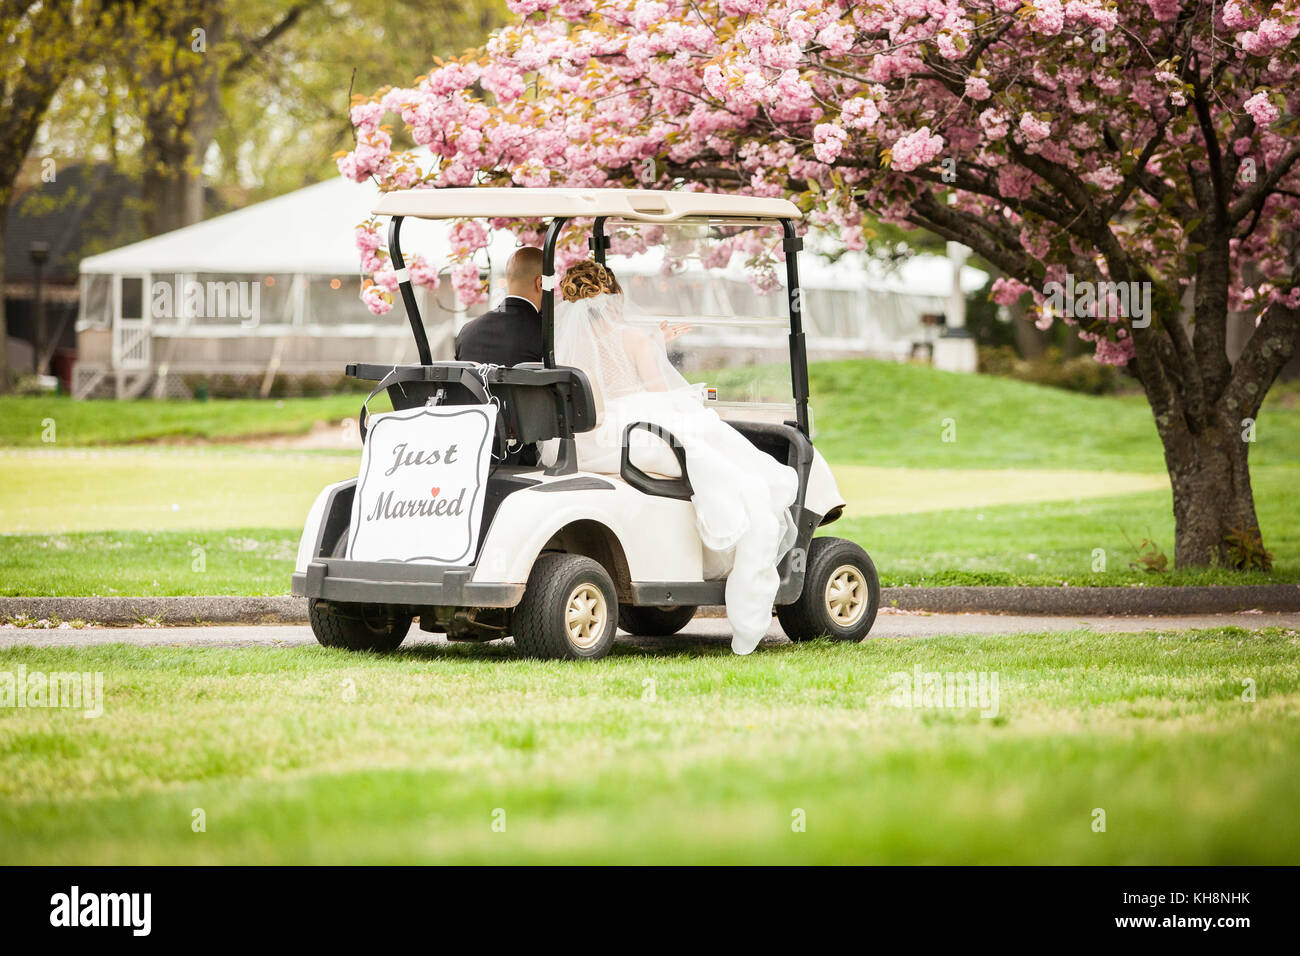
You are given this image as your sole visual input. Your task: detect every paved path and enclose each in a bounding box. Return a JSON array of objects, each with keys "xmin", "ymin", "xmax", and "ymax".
[{"xmin": 3, "ymin": 610, "xmax": 1295, "ymax": 651}]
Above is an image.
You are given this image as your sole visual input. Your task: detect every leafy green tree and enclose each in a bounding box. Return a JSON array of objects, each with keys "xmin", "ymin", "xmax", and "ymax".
[{"xmin": 1, "ymin": 0, "xmax": 119, "ymax": 391}]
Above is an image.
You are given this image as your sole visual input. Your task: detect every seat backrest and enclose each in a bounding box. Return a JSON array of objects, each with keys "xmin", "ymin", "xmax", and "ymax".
[
  {"xmin": 507, "ymin": 363, "xmax": 599, "ymax": 440},
  {"xmin": 368, "ymin": 362, "xmax": 597, "ymax": 450}
]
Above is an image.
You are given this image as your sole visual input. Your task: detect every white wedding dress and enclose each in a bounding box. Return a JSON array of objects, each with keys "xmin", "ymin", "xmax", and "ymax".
[{"xmin": 547, "ymin": 292, "xmax": 799, "ymax": 654}]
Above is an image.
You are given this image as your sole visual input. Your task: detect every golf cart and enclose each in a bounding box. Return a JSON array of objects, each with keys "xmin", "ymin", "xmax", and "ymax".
[{"xmin": 291, "ymin": 188, "xmax": 879, "ymax": 659}]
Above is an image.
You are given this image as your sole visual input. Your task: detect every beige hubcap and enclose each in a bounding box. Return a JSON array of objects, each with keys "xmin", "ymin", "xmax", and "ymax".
[
  {"xmin": 824, "ymin": 565, "xmax": 867, "ymax": 627},
  {"xmin": 566, "ymin": 583, "xmax": 608, "ymax": 649}
]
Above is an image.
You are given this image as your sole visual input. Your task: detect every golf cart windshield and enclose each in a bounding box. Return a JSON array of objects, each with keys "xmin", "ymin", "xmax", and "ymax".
[{"xmin": 600, "ymin": 220, "xmax": 798, "ymax": 428}]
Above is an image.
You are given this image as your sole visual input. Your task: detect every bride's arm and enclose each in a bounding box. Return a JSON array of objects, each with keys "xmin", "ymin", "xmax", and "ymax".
[{"xmin": 625, "ymin": 329, "xmax": 668, "ymax": 392}]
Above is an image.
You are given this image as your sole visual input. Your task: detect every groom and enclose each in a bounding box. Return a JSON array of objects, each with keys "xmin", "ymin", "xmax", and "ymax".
[
  {"xmin": 454, "ymin": 246, "xmax": 545, "ymax": 366},
  {"xmin": 454, "ymin": 246, "xmax": 546, "ymax": 466}
]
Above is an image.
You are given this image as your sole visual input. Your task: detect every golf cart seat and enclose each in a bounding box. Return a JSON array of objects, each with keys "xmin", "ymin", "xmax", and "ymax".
[{"xmin": 345, "ymin": 361, "xmax": 598, "ymax": 459}]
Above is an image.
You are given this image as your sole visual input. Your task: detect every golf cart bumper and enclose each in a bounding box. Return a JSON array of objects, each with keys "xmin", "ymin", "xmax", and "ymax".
[{"xmin": 292, "ymin": 559, "xmax": 524, "ymax": 607}]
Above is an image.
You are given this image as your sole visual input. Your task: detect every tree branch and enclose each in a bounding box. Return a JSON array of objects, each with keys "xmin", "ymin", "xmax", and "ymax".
[
  {"xmin": 1228, "ymin": 142, "xmax": 1300, "ymax": 223},
  {"xmin": 1222, "ymin": 284, "xmax": 1300, "ymax": 421},
  {"xmin": 224, "ymin": 1, "xmax": 320, "ymax": 79}
]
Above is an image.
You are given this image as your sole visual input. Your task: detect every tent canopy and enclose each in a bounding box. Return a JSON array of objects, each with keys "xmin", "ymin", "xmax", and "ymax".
[{"xmin": 80, "ymin": 177, "xmax": 390, "ymax": 276}]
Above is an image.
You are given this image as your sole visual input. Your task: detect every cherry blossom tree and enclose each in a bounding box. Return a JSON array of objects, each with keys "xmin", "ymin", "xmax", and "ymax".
[{"xmin": 338, "ymin": 0, "xmax": 1300, "ymax": 569}]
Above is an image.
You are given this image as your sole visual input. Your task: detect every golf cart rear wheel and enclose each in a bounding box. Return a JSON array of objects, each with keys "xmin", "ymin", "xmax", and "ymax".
[
  {"xmin": 513, "ymin": 554, "xmax": 618, "ymax": 660},
  {"xmin": 617, "ymin": 604, "xmax": 697, "ymax": 636},
  {"xmin": 777, "ymin": 537, "xmax": 879, "ymax": 643},
  {"xmin": 309, "ymin": 599, "xmax": 412, "ymax": 652}
]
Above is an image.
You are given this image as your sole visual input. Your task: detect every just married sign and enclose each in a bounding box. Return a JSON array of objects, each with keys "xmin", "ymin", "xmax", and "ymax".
[{"xmin": 347, "ymin": 406, "xmax": 496, "ymax": 565}]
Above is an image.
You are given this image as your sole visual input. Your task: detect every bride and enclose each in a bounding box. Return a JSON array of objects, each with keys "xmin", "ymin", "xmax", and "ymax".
[{"xmin": 546, "ymin": 258, "xmax": 799, "ymax": 655}]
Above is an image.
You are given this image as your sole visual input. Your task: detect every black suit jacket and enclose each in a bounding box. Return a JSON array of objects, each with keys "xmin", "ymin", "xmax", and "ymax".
[{"xmin": 454, "ymin": 296, "xmax": 544, "ymax": 366}]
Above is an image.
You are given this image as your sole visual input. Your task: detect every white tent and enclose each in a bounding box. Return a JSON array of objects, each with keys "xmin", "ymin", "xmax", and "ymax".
[
  {"xmin": 74, "ymin": 177, "xmax": 985, "ymax": 398},
  {"xmin": 75, "ymin": 177, "xmax": 468, "ymax": 397}
]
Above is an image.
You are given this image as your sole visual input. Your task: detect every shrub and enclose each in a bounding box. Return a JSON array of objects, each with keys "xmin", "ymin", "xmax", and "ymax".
[{"xmin": 978, "ymin": 345, "xmax": 1122, "ymax": 395}]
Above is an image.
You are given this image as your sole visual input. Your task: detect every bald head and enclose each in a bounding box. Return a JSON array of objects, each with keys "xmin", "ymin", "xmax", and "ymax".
[{"xmin": 506, "ymin": 246, "xmax": 544, "ymax": 309}]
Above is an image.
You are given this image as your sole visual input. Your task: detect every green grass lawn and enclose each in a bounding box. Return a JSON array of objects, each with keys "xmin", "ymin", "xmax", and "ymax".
[
  {"xmin": 810, "ymin": 359, "xmax": 1300, "ymax": 472},
  {"xmin": 1, "ymin": 360, "xmax": 1296, "ymax": 594},
  {"xmin": 2, "ymin": 466, "xmax": 1294, "ymax": 597},
  {"xmin": 0, "ymin": 393, "xmax": 385, "ymax": 447},
  {"xmin": 1, "ymin": 627, "xmax": 1296, "ymax": 864},
  {"xmin": 0, "ymin": 529, "xmax": 301, "ymax": 598},
  {"xmin": 839, "ymin": 465, "xmax": 1300, "ymax": 586},
  {"xmin": 0, "ymin": 449, "xmax": 359, "ymax": 534}
]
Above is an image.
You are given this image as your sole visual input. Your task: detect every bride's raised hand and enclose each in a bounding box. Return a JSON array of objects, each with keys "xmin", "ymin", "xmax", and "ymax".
[{"xmin": 658, "ymin": 320, "xmax": 691, "ymax": 344}]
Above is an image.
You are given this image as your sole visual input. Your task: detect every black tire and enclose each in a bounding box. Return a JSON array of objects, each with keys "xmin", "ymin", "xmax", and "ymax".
[
  {"xmin": 617, "ymin": 604, "xmax": 697, "ymax": 636},
  {"xmin": 776, "ymin": 537, "xmax": 879, "ymax": 643},
  {"xmin": 309, "ymin": 599, "xmax": 412, "ymax": 652},
  {"xmin": 512, "ymin": 554, "xmax": 618, "ymax": 660}
]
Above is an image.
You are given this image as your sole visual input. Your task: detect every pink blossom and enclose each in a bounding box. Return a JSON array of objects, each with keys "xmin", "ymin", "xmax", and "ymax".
[
  {"xmin": 451, "ymin": 261, "xmax": 488, "ymax": 306},
  {"xmin": 965, "ymin": 76, "xmax": 992, "ymax": 101},
  {"xmin": 1093, "ymin": 337, "xmax": 1136, "ymax": 365},
  {"xmin": 785, "ymin": 13, "xmax": 815, "ymax": 44},
  {"xmin": 991, "ymin": 277, "xmax": 1031, "ymax": 304},
  {"xmin": 1144, "ymin": 0, "xmax": 1181, "ymax": 22},
  {"xmin": 361, "ymin": 282, "xmax": 393, "ymax": 316},
  {"xmin": 354, "ymin": 225, "xmax": 386, "ymax": 273},
  {"xmin": 841, "ymin": 96, "xmax": 880, "ymax": 129},
  {"xmin": 1240, "ymin": 18, "xmax": 1300, "ymax": 57},
  {"xmin": 1244, "ymin": 92, "xmax": 1281, "ymax": 126},
  {"xmin": 1029, "ymin": 0, "xmax": 1064, "ymax": 35},
  {"xmin": 350, "ymin": 102, "xmax": 384, "ymax": 134},
  {"xmin": 998, "ymin": 165, "xmax": 1036, "ymax": 200},
  {"xmin": 1221, "ymin": 1, "xmax": 1252, "ymax": 29},
  {"xmin": 979, "ymin": 108, "xmax": 1010, "ymax": 140},
  {"xmin": 1019, "ymin": 113, "xmax": 1053, "ymax": 142},
  {"xmin": 813, "ymin": 123, "xmax": 848, "ymax": 164},
  {"xmin": 1084, "ymin": 165, "xmax": 1125, "ymax": 190},
  {"xmin": 816, "ymin": 23, "xmax": 855, "ymax": 56},
  {"xmin": 890, "ymin": 127, "xmax": 945, "ymax": 172},
  {"xmin": 407, "ymin": 255, "xmax": 441, "ymax": 289}
]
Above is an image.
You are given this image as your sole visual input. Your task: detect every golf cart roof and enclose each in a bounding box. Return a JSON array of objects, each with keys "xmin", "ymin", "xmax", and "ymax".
[{"xmin": 372, "ymin": 187, "xmax": 802, "ymax": 223}]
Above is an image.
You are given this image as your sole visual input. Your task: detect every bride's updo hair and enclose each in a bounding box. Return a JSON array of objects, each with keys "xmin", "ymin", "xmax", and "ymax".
[{"xmin": 560, "ymin": 258, "xmax": 623, "ymax": 302}]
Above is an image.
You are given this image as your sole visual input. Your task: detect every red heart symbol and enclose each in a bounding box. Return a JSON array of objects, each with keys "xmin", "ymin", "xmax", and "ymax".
[{"xmin": 430, "ymin": 486, "xmax": 440, "ymax": 497}]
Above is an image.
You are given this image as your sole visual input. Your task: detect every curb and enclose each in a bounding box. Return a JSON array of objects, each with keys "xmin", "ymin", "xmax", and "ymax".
[
  {"xmin": 0, "ymin": 596, "xmax": 306, "ymax": 627},
  {"xmin": 3, "ymin": 585, "xmax": 1299, "ymax": 627}
]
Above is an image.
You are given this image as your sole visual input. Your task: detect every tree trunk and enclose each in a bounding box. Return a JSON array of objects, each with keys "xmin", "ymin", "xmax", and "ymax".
[
  {"xmin": 1159, "ymin": 409, "xmax": 1262, "ymax": 568},
  {"xmin": 0, "ymin": 215, "xmax": 9, "ymax": 394},
  {"xmin": 1009, "ymin": 297, "xmax": 1050, "ymax": 358},
  {"xmin": 142, "ymin": 123, "xmax": 202, "ymax": 236},
  {"xmin": 139, "ymin": 2, "xmax": 222, "ymax": 236}
]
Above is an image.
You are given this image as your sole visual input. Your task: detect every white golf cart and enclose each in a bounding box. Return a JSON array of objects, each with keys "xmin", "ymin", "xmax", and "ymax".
[{"xmin": 291, "ymin": 188, "xmax": 879, "ymax": 659}]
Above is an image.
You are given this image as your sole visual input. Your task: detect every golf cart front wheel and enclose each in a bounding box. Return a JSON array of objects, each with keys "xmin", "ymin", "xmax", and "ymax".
[
  {"xmin": 777, "ymin": 537, "xmax": 879, "ymax": 643},
  {"xmin": 513, "ymin": 554, "xmax": 619, "ymax": 660},
  {"xmin": 309, "ymin": 599, "xmax": 412, "ymax": 652},
  {"xmin": 617, "ymin": 604, "xmax": 697, "ymax": 636}
]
